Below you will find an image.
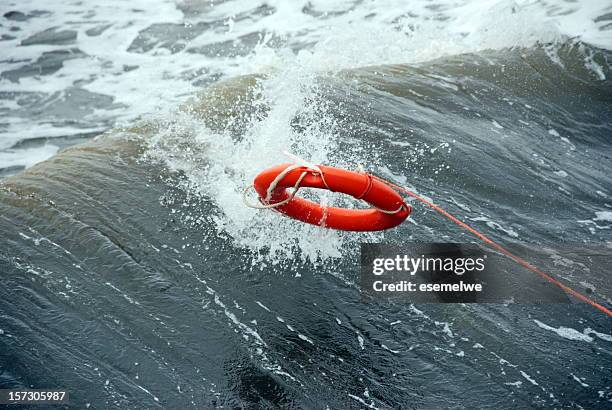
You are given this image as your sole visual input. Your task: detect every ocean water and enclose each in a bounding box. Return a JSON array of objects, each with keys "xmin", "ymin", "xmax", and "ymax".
[
  {"xmin": 1, "ymin": 0, "xmax": 610, "ymax": 176},
  {"xmin": 1, "ymin": 0, "xmax": 612, "ymax": 408}
]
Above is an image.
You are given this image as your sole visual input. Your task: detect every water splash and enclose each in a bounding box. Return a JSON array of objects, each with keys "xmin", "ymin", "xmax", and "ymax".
[{"xmin": 141, "ymin": 0, "xmax": 605, "ymax": 262}]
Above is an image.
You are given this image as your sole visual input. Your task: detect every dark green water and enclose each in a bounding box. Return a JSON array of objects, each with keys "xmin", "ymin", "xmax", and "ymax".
[{"xmin": 1, "ymin": 44, "xmax": 611, "ymax": 408}]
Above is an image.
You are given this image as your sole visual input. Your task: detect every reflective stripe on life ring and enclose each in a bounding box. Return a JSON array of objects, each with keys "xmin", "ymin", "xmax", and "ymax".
[{"xmin": 253, "ymin": 163, "xmax": 411, "ymax": 231}]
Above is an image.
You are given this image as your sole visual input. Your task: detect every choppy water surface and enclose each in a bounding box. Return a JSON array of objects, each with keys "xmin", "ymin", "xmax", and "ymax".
[
  {"xmin": 1, "ymin": 0, "xmax": 611, "ymax": 174},
  {"xmin": 1, "ymin": 0, "xmax": 612, "ymax": 408}
]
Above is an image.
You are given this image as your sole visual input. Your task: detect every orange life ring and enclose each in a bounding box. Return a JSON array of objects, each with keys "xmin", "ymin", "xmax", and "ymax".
[{"xmin": 253, "ymin": 163, "xmax": 411, "ymax": 231}]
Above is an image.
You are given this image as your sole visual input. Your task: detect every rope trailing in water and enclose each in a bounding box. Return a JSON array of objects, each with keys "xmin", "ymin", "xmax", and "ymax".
[
  {"xmin": 371, "ymin": 174, "xmax": 612, "ymax": 317},
  {"xmin": 243, "ymin": 153, "xmax": 610, "ymax": 316}
]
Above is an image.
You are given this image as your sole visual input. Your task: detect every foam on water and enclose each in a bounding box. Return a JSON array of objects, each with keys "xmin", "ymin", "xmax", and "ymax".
[
  {"xmin": 144, "ymin": 1, "xmax": 570, "ymax": 260},
  {"xmin": 3, "ymin": 0, "xmax": 612, "ymax": 260},
  {"xmin": 534, "ymin": 319, "xmax": 612, "ymax": 343},
  {"xmin": 0, "ymin": 143, "xmax": 58, "ymax": 170},
  {"xmin": 2, "ymin": 0, "xmax": 610, "ymax": 164}
]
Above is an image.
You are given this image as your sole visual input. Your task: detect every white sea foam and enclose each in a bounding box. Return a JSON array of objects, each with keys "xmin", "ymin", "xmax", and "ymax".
[
  {"xmin": 520, "ymin": 370, "xmax": 539, "ymax": 386},
  {"xmin": 0, "ymin": 144, "xmax": 59, "ymax": 169},
  {"xmin": 3, "ymin": 0, "xmax": 611, "ymax": 259},
  {"xmin": 534, "ymin": 319, "xmax": 612, "ymax": 343},
  {"xmin": 2, "ymin": 0, "xmax": 609, "ymax": 171},
  {"xmin": 594, "ymin": 211, "xmax": 612, "ymax": 222}
]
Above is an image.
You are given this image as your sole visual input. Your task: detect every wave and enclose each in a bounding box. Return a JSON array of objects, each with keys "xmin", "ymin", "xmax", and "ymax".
[
  {"xmin": 1, "ymin": 0, "xmax": 611, "ymax": 171},
  {"xmin": 143, "ymin": 41, "xmax": 611, "ymax": 263},
  {"xmin": 1, "ymin": 4, "xmax": 611, "ymax": 407}
]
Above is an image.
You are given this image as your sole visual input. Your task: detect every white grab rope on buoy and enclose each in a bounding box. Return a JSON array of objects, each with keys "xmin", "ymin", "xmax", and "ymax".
[
  {"xmin": 242, "ymin": 164, "xmax": 310, "ymax": 209},
  {"xmin": 282, "ymin": 151, "xmax": 331, "ymax": 190},
  {"xmin": 242, "ymin": 152, "xmax": 330, "ymax": 210}
]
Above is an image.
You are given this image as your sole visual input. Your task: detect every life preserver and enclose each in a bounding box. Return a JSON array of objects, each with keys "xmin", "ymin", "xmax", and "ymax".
[{"xmin": 252, "ymin": 163, "xmax": 411, "ymax": 231}]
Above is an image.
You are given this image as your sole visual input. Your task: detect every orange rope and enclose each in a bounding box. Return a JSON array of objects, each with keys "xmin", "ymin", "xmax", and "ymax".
[{"xmin": 373, "ymin": 175, "xmax": 612, "ymax": 317}]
